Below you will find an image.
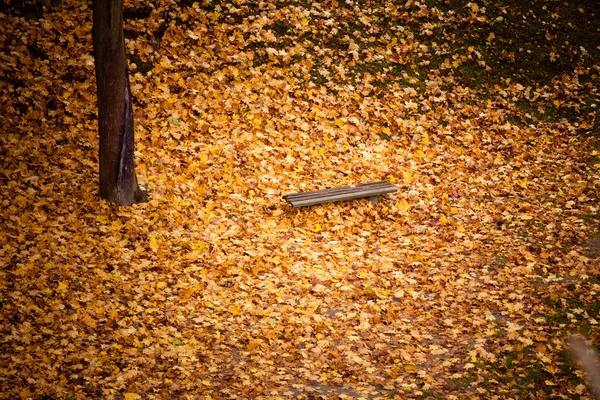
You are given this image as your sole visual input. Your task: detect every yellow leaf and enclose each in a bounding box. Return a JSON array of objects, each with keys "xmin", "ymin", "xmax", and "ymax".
[
  {"xmin": 82, "ymin": 314, "xmax": 97, "ymax": 328},
  {"xmin": 180, "ymin": 287, "xmax": 196, "ymax": 301},
  {"xmin": 57, "ymin": 281, "xmax": 68, "ymax": 294},
  {"xmin": 229, "ymin": 304, "xmax": 242, "ymax": 316},
  {"xmin": 404, "ymin": 364, "xmax": 417, "ymax": 372},
  {"xmin": 313, "ymin": 223, "xmax": 322, "ymax": 233},
  {"xmin": 149, "ymin": 235, "xmax": 159, "ymax": 252},
  {"xmin": 193, "ymin": 241, "xmax": 207, "ymax": 252},
  {"xmin": 124, "ymin": 394, "xmax": 141, "ymax": 400},
  {"xmin": 397, "ymin": 199, "xmax": 410, "ymax": 212},
  {"xmin": 205, "ymin": 301, "xmax": 216, "ymax": 309},
  {"xmin": 545, "ymin": 365, "xmax": 559, "ymax": 375},
  {"xmin": 199, "ymin": 153, "xmax": 209, "ymax": 166}
]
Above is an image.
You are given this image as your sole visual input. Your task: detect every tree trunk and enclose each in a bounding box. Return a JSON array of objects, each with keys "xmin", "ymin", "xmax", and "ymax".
[{"xmin": 92, "ymin": 0, "xmax": 146, "ymax": 206}]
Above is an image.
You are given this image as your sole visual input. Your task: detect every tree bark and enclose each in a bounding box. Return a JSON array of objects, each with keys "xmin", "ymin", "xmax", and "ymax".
[{"xmin": 92, "ymin": 0, "xmax": 146, "ymax": 206}]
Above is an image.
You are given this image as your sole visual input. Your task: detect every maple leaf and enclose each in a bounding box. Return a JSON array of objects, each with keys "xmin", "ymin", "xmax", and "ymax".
[{"xmin": 1, "ymin": 0, "xmax": 599, "ymax": 399}]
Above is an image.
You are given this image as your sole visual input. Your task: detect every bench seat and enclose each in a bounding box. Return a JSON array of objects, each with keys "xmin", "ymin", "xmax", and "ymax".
[{"xmin": 283, "ymin": 180, "xmax": 397, "ymax": 208}]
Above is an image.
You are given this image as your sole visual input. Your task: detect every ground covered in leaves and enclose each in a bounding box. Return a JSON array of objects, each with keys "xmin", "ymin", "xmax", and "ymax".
[{"xmin": 1, "ymin": 0, "xmax": 600, "ymax": 398}]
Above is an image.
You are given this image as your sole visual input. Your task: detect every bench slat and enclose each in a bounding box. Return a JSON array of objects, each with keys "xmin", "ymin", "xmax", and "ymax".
[
  {"xmin": 283, "ymin": 181, "xmax": 392, "ymax": 201},
  {"xmin": 283, "ymin": 181, "xmax": 396, "ymax": 207},
  {"xmin": 291, "ymin": 187, "xmax": 395, "ymax": 207},
  {"xmin": 285, "ymin": 184, "xmax": 396, "ymax": 203}
]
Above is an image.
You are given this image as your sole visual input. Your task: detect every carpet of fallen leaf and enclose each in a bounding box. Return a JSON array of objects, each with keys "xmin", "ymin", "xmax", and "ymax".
[{"xmin": 1, "ymin": 0, "xmax": 600, "ymax": 399}]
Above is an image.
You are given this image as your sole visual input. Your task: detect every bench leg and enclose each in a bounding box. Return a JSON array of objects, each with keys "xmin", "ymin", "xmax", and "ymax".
[{"xmin": 368, "ymin": 195, "xmax": 378, "ymax": 205}]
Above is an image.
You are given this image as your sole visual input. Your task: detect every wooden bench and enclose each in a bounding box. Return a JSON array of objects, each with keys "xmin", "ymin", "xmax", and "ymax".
[{"xmin": 283, "ymin": 180, "xmax": 397, "ymax": 208}]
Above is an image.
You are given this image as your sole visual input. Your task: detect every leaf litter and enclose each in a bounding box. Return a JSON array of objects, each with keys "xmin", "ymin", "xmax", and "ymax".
[{"xmin": 0, "ymin": 0, "xmax": 599, "ymax": 398}]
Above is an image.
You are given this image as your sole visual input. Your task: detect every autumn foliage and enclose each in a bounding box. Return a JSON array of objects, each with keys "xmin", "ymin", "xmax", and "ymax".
[{"xmin": 1, "ymin": 0, "xmax": 599, "ymax": 398}]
